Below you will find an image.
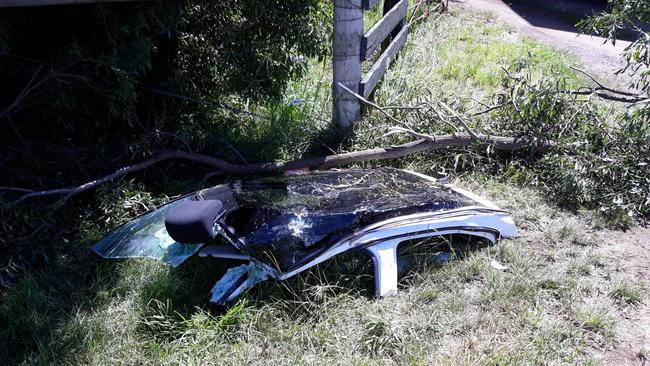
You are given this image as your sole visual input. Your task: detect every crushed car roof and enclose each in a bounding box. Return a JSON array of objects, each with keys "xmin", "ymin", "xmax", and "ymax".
[{"xmin": 93, "ymin": 168, "xmax": 518, "ymax": 304}]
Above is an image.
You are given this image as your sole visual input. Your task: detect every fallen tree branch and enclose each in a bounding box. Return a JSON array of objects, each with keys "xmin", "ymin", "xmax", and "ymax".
[
  {"xmin": 562, "ymin": 88, "xmax": 647, "ymax": 103},
  {"xmin": 501, "ymin": 65, "xmax": 649, "ymax": 105},
  {"xmin": 562, "ymin": 67, "xmax": 648, "ymax": 103},
  {"xmin": 3, "ymin": 133, "xmax": 554, "ymax": 205}
]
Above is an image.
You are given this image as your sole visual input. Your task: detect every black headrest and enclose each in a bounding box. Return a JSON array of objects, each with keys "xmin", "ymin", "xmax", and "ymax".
[{"xmin": 165, "ymin": 199, "xmax": 223, "ymax": 244}]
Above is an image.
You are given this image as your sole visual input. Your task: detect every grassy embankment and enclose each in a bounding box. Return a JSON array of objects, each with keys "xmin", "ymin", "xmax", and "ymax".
[{"xmin": 2, "ymin": 7, "xmax": 647, "ymax": 365}]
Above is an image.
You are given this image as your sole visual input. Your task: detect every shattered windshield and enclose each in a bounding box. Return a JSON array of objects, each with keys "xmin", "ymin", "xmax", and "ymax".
[
  {"xmin": 92, "ymin": 169, "xmax": 485, "ymax": 272},
  {"xmin": 201, "ymin": 168, "xmax": 478, "ymax": 271},
  {"xmin": 92, "ymin": 197, "xmax": 203, "ymax": 267}
]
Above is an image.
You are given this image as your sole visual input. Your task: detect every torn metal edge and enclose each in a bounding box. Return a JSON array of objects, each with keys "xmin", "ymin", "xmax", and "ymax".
[
  {"xmin": 205, "ymin": 171, "xmax": 518, "ymax": 304},
  {"xmin": 209, "ymin": 261, "xmax": 271, "ymax": 304}
]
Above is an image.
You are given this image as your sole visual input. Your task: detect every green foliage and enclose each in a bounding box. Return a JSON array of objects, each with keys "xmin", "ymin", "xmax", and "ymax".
[
  {"xmin": 578, "ymin": 1, "xmax": 650, "ymax": 157},
  {"xmin": 177, "ymin": 0, "xmax": 332, "ymax": 101},
  {"xmin": 486, "ymin": 1, "xmax": 650, "ymax": 223},
  {"xmin": 0, "ymin": 0, "xmax": 331, "ymax": 187},
  {"xmin": 490, "ymin": 67, "xmax": 650, "ymax": 224},
  {"xmin": 0, "ymin": 1, "xmax": 331, "ymax": 287},
  {"xmin": 579, "ymin": 0, "xmax": 650, "ymax": 93},
  {"xmin": 493, "ymin": 73, "xmax": 593, "ymax": 144}
]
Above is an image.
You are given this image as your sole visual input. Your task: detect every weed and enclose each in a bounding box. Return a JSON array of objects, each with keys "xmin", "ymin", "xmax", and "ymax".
[
  {"xmin": 362, "ymin": 318, "xmax": 403, "ymax": 357},
  {"xmin": 417, "ymin": 289, "xmax": 441, "ymax": 302},
  {"xmin": 610, "ymin": 282, "xmax": 645, "ymax": 305},
  {"xmin": 567, "ymin": 260, "xmax": 592, "ymax": 276},
  {"xmin": 575, "ymin": 309, "xmax": 615, "ymax": 338},
  {"xmin": 538, "ymin": 278, "xmax": 561, "ymax": 290}
]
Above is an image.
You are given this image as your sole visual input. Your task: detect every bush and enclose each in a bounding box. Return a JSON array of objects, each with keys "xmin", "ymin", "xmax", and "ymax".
[
  {"xmin": 490, "ymin": 67, "xmax": 649, "ymax": 224},
  {"xmin": 0, "ymin": 0, "xmax": 331, "ymax": 285},
  {"xmin": 0, "ymin": 1, "xmax": 331, "ymax": 186}
]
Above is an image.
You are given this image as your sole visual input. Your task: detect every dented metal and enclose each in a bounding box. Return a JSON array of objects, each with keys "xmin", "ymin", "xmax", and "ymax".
[
  {"xmin": 209, "ymin": 261, "xmax": 270, "ymax": 304},
  {"xmin": 92, "ymin": 168, "xmax": 518, "ymax": 304}
]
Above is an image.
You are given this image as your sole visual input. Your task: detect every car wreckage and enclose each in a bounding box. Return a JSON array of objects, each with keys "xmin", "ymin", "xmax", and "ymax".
[{"xmin": 93, "ymin": 168, "xmax": 517, "ymax": 304}]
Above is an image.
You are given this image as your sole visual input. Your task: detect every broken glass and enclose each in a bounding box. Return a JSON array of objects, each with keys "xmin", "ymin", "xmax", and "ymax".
[
  {"xmin": 92, "ymin": 196, "xmax": 202, "ymax": 267},
  {"xmin": 198, "ymin": 168, "xmax": 479, "ymax": 271},
  {"xmin": 92, "ymin": 167, "xmax": 518, "ymax": 304}
]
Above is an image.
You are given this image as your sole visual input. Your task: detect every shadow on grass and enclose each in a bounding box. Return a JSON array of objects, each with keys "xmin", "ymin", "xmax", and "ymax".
[{"xmin": 0, "ymin": 75, "xmax": 351, "ymax": 363}]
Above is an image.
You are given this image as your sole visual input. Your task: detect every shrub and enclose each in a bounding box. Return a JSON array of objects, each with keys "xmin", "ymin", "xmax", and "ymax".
[{"xmin": 0, "ymin": 0, "xmax": 331, "ymax": 285}]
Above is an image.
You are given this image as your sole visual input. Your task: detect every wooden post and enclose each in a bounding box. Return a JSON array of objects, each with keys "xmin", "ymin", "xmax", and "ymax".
[
  {"xmin": 382, "ymin": 0, "xmax": 404, "ymax": 50},
  {"xmin": 333, "ymin": 0, "xmax": 363, "ymax": 128}
]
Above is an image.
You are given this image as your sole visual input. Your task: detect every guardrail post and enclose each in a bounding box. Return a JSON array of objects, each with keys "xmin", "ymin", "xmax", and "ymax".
[{"xmin": 333, "ymin": 0, "xmax": 363, "ymax": 128}]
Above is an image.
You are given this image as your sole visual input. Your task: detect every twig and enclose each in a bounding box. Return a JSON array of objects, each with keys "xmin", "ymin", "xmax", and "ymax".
[
  {"xmin": 420, "ymin": 101, "xmax": 459, "ymax": 132},
  {"xmin": 0, "ymin": 66, "xmax": 46, "ymax": 120},
  {"xmin": 337, "ymin": 83, "xmax": 410, "ymax": 128},
  {"xmin": 380, "ymin": 104, "xmax": 427, "ymax": 111},
  {"xmin": 383, "ymin": 126, "xmax": 436, "ymax": 142},
  {"xmin": 435, "ymin": 100, "xmax": 480, "ymax": 140},
  {"xmin": 408, "ymin": 0, "xmax": 447, "ymax": 25},
  {"xmin": 0, "ymin": 187, "xmax": 35, "ymax": 193},
  {"xmin": 500, "ymin": 66, "xmax": 521, "ymax": 82},
  {"xmin": 570, "ymin": 66, "xmax": 640, "ymax": 97},
  {"xmin": 548, "ymin": 66, "xmax": 650, "ymax": 103},
  {"xmin": 561, "ymin": 88, "xmax": 646, "ymax": 103},
  {"xmin": 408, "ymin": 0, "xmax": 426, "ymax": 25},
  {"xmin": 470, "ymin": 103, "xmax": 506, "ymax": 117}
]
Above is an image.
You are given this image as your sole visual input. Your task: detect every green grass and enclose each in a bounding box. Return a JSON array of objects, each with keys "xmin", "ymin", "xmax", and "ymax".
[
  {"xmin": 574, "ymin": 308, "xmax": 615, "ymax": 338},
  {"xmin": 364, "ymin": 0, "xmax": 387, "ymax": 32},
  {"xmin": 436, "ymin": 25, "xmax": 581, "ymax": 90},
  {"xmin": 372, "ymin": 9, "xmax": 581, "ymax": 104},
  {"xmin": 363, "ymin": 0, "xmax": 420, "ymax": 33},
  {"xmin": 1, "ymin": 7, "xmax": 642, "ymax": 366}
]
